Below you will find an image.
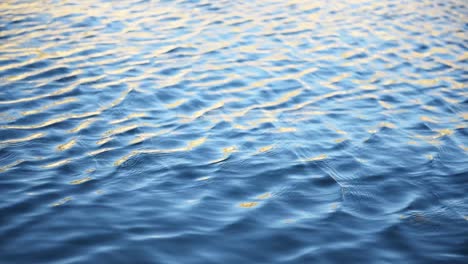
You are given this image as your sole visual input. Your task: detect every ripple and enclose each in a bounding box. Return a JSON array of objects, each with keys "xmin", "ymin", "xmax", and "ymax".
[
  {"xmin": 1, "ymin": 0, "xmax": 467, "ymax": 263},
  {"xmin": 0, "ymin": 132, "xmax": 46, "ymax": 145}
]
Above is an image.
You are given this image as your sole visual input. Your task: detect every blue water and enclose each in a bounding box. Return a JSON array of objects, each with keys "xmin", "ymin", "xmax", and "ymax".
[{"xmin": 1, "ymin": 0, "xmax": 467, "ymax": 263}]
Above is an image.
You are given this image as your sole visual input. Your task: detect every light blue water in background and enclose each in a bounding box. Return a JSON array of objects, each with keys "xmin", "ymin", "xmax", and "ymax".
[{"xmin": 0, "ymin": 0, "xmax": 467, "ymax": 263}]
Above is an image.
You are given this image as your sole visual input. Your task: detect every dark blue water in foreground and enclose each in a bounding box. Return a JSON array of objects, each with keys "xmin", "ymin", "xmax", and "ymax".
[{"xmin": 1, "ymin": 0, "xmax": 467, "ymax": 263}]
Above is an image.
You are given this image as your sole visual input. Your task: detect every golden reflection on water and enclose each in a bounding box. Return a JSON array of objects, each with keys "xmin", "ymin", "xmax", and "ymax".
[
  {"xmin": 239, "ymin": 202, "xmax": 258, "ymax": 208},
  {"xmin": 258, "ymin": 145, "xmax": 274, "ymax": 153},
  {"xmin": 109, "ymin": 113, "xmax": 146, "ymax": 125},
  {"xmin": 70, "ymin": 177, "xmax": 92, "ymax": 185},
  {"xmin": 195, "ymin": 176, "xmax": 211, "ymax": 181},
  {"xmin": 96, "ymin": 136, "xmax": 114, "ymax": 146},
  {"xmin": 0, "ymin": 132, "xmax": 46, "ymax": 145},
  {"xmin": 165, "ymin": 99, "xmax": 187, "ymax": 109},
  {"xmin": 0, "ymin": 160, "xmax": 25, "ymax": 173},
  {"xmin": 302, "ymin": 154, "xmax": 328, "ymax": 162},
  {"xmin": 57, "ymin": 138, "xmax": 77, "ymax": 151},
  {"xmin": 276, "ymin": 127, "xmax": 297, "ymax": 133},
  {"xmin": 435, "ymin": 129, "xmax": 453, "ymax": 138},
  {"xmin": 186, "ymin": 137, "xmax": 207, "ymax": 151},
  {"xmin": 42, "ymin": 158, "xmax": 71, "ymax": 169},
  {"xmin": 223, "ymin": 146, "xmax": 237, "ymax": 154},
  {"xmin": 257, "ymin": 192, "xmax": 272, "ymax": 200},
  {"xmin": 130, "ymin": 130, "xmax": 170, "ymax": 145},
  {"xmin": 69, "ymin": 118, "xmax": 97, "ymax": 133},
  {"xmin": 51, "ymin": 196, "xmax": 72, "ymax": 207},
  {"xmin": 334, "ymin": 138, "xmax": 347, "ymax": 144},
  {"xmin": 87, "ymin": 147, "xmax": 115, "ymax": 157},
  {"xmin": 114, "ymin": 137, "xmax": 208, "ymax": 166},
  {"xmin": 22, "ymin": 98, "xmax": 78, "ymax": 116},
  {"xmin": 103, "ymin": 124, "xmax": 139, "ymax": 137}
]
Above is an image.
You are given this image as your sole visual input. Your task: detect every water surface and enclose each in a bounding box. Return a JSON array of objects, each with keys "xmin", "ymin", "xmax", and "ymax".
[{"xmin": 0, "ymin": 0, "xmax": 467, "ymax": 263}]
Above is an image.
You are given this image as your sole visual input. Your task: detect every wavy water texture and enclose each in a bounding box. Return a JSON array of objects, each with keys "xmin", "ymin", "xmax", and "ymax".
[{"xmin": 0, "ymin": 0, "xmax": 467, "ymax": 263}]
